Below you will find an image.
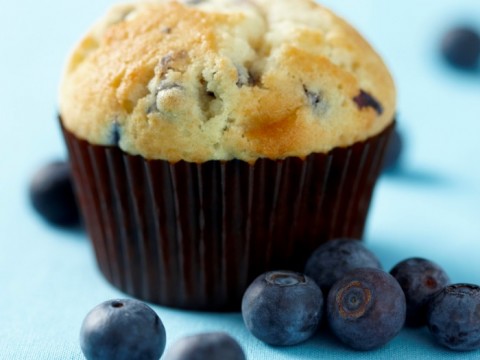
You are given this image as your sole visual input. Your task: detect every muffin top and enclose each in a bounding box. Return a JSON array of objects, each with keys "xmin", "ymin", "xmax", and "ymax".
[{"xmin": 59, "ymin": 0, "xmax": 395, "ymax": 163}]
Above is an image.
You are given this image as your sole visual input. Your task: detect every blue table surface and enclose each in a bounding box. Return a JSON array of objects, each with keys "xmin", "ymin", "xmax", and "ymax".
[{"xmin": 2, "ymin": 0, "xmax": 480, "ymax": 359}]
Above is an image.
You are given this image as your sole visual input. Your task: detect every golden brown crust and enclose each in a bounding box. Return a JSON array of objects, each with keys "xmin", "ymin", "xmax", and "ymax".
[{"xmin": 59, "ymin": 0, "xmax": 396, "ymax": 162}]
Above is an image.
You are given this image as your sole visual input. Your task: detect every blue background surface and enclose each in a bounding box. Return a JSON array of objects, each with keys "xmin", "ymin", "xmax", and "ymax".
[{"xmin": 1, "ymin": 0, "xmax": 480, "ymax": 358}]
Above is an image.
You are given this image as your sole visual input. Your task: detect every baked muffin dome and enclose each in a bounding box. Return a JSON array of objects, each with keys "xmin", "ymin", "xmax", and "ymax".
[{"xmin": 59, "ymin": 0, "xmax": 395, "ymax": 163}]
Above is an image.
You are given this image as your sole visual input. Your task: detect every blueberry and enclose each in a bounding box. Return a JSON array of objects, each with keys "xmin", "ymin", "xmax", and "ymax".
[
  {"xmin": 427, "ymin": 284, "xmax": 480, "ymax": 351},
  {"xmin": 163, "ymin": 332, "xmax": 246, "ymax": 360},
  {"xmin": 80, "ymin": 299, "xmax": 166, "ymax": 360},
  {"xmin": 390, "ymin": 257, "xmax": 450, "ymax": 327},
  {"xmin": 29, "ymin": 160, "xmax": 80, "ymax": 227},
  {"xmin": 303, "ymin": 85, "xmax": 327, "ymax": 114},
  {"xmin": 304, "ymin": 238, "xmax": 382, "ymax": 294},
  {"xmin": 110, "ymin": 122, "xmax": 121, "ymax": 146},
  {"xmin": 327, "ymin": 268, "xmax": 406, "ymax": 350},
  {"xmin": 382, "ymin": 127, "xmax": 403, "ymax": 172},
  {"xmin": 242, "ymin": 270, "xmax": 323, "ymax": 346},
  {"xmin": 441, "ymin": 26, "xmax": 480, "ymax": 70},
  {"xmin": 353, "ymin": 89, "xmax": 383, "ymax": 115}
]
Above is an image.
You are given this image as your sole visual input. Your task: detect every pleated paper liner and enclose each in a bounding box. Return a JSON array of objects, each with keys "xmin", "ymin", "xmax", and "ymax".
[{"xmin": 62, "ymin": 122, "xmax": 394, "ymax": 311}]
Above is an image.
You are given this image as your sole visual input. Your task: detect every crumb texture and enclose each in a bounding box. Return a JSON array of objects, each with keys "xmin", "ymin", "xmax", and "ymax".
[{"xmin": 59, "ymin": 0, "xmax": 396, "ymax": 162}]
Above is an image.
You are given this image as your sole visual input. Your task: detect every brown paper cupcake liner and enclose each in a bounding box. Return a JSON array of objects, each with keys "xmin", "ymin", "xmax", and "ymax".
[{"xmin": 62, "ymin": 122, "xmax": 394, "ymax": 311}]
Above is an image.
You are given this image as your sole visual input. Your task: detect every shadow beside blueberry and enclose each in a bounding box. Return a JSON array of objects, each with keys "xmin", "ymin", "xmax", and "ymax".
[{"xmin": 381, "ymin": 128, "xmax": 454, "ymax": 187}]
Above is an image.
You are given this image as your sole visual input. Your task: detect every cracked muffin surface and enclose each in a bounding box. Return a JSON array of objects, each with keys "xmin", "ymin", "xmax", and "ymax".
[{"xmin": 59, "ymin": 0, "xmax": 396, "ymax": 163}]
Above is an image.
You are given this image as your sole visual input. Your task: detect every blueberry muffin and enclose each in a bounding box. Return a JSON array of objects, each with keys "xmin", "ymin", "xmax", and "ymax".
[{"xmin": 59, "ymin": 0, "xmax": 395, "ymax": 310}]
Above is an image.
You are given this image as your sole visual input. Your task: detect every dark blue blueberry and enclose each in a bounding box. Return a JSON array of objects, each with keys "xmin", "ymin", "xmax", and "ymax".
[
  {"xmin": 29, "ymin": 160, "xmax": 80, "ymax": 227},
  {"xmin": 382, "ymin": 127, "xmax": 403, "ymax": 172},
  {"xmin": 241, "ymin": 270, "xmax": 323, "ymax": 346},
  {"xmin": 441, "ymin": 27, "xmax": 480, "ymax": 70},
  {"xmin": 390, "ymin": 257, "xmax": 450, "ymax": 327},
  {"xmin": 163, "ymin": 332, "xmax": 245, "ymax": 360},
  {"xmin": 303, "ymin": 86, "xmax": 327, "ymax": 113},
  {"xmin": 427, "ymin": 284, "xmax": 480, "ymax": 351},
  {"xmin": 304, "ymin": 238, "xmax": 382, "ymax": 294},
  {"xmin": 80, "ymin": 299, "xmax": 166, "ymax": 360},
  {"xmin": 353, "ymin": 90, "xmax": 383, "ymax": 115},
  {"xmin": 327, "ymin": 268, "xmax": 406, "ymax": 350},
  {"xmin": 110, "ymin": 122, "xmax": 121, "ymax": 146}
]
